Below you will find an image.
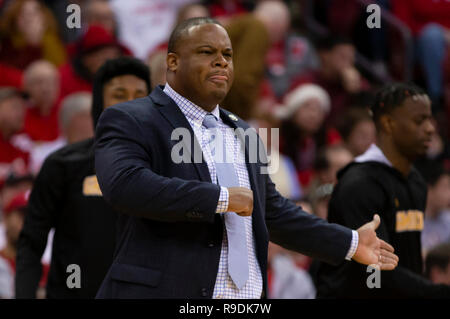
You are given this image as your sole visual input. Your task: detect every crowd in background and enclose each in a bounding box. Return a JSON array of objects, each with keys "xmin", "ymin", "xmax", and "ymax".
[{"xmin": 0, "ymin": 0, "xmax": 449, "ymax": 298}]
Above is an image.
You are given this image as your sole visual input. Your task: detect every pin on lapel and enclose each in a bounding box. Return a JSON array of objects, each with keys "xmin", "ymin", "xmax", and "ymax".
[{"xmin": 228, "ymin": 114, "xmax": 238, "ymax": 121}]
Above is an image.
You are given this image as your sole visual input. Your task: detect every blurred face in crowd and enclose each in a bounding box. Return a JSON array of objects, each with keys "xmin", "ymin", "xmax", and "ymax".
[
  {"xmin": 429, "ymin": 262, "xmax": 450, "ymax": 285},
  {"xmin": 66, "ymin": 111, "xmax": 94, "ymax": 144},
  {"xmin": 16, "ymin": 0, "xmax": 45, "ymax": 45},
  {"xmin": 103, "ymin": 75, "xmax": 149, "ymax": 109},
  {"xmin": 320, "ymin": 44, "xmax": 355, "ymax": 78},
  {"xmin": 383, "ymin": 96, "xmax": 435, "ymax": 160},
  {"xmin": 0, "ymin": 181, "xmax": 32, "ymax": 212},
  {"xmin": 427, "ymin": 174, "xmax": 450, "ymax": 216},
  {"xmin": 177, "ymin": 4, "xmax": 209, "ymax": 23},
  {"xmin": 317, "ymin": 147, "xmax": 353, "ymax": 185},
  {"xmin": 346, "ymin": 119, "xmax": 376, "ymax": 156},
  {"xmin": 254, "ymin": 0, "xmax": 290, "ymax": 44},
  {"xmin": 167, "ymin": 23, "xmax": 234, "ymax": 111},
  {"xmin": 83, "ymin": 46, "xmax": 121, "ymax": 76},
  {"xmin": 293, "ymin": 98, "xmax": 326, "ymax": 135},
  {"xmin": 85, "ymin": 0, "xmax": 116, "ymax": 35},
  {"xmin": 0, "ymin": 96, "xmax": 26, "ymax": 138},
  {"xmin": 24, "ymin": 61, "xmax": 60, "ymax": 114},
  {"xmin": 4, "ymin": 209, "xmax": 25, "ymax": 247}
]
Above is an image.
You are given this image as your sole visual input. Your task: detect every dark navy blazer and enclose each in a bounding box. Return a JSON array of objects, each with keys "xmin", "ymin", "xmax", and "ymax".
[{"xmin": 94, "ymin": 86, "xmax": 352, "ymax": 299}]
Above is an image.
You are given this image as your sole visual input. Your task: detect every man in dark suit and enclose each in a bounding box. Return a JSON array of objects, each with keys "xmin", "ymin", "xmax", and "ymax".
[{"xmin": 94, "ymin": 17, "xmax": 398, "ymax": 299}]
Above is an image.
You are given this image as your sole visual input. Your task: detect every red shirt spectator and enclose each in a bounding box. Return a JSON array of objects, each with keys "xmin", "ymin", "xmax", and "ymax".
[{"xmin": 392, "ymin": 0, "xmax": 450, "ymax": 35}]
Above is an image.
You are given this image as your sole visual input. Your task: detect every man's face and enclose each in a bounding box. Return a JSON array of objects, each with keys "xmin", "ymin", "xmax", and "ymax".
[
  {"xmin": 167, "ymin": 23, "xmax": 234, "ymax": 110},
  {"xmin": 388, "ymin": 96, "xmax": 435, "ymax": 159},
  {"xmin": 103, "ymin": 74, "xmax": 149, "ymax": 109},
  {"xmin": 25, "ymin": 65, "xmax": 60, "ymax": 110},
  {"xmin": 83, "ymin": 46, "xmax": 121, "ymax": 76},
  {"xmin": 429, "ymin": 174, "xmax": 450, "ymax": 212},
  {"xmin": 293, "ymin": 98, "xmax": 326, "ymax": 134},
  {"xmin": 4, "ymin": 210, "xmax": 25, "ymax": 247},
  {"xmin": 0, "ymin": 96, "xmax": 26, "ymax": 134},
  {"xmin": 321, "ymin": 44, "xmax": 355, "ymax": 76}
]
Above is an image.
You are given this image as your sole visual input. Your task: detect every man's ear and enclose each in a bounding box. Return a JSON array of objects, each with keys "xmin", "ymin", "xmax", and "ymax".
[
  {"xmin": 167, "ymin": 53, "xmax": 179, "ymax": 72},
  {"xmin": 380, "ymin": 114, "xmax": 394, "ymax": 135}
]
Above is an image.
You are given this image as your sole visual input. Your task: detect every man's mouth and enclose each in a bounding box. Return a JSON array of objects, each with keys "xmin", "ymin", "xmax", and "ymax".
[{"xmin": 208, "ymin": 74, "xmax": 228, "ymax": 84}]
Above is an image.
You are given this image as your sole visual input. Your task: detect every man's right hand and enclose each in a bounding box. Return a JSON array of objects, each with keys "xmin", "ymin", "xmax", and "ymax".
[{"xmin": 227, "ymin": 187, "xmax": 253, "ymax": 216}]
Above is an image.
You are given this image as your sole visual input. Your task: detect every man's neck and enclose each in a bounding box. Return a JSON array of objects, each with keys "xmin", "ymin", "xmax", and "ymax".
[
  {"xmin": 376, "ymin": 138, "xmax": 412, "ymax": 177},
  {"xmin": 166, "ymin": 82, "xmax": 217, "ymax": 112}
]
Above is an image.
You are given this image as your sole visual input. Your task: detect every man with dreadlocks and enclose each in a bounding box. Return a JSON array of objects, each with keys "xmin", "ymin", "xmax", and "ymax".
[
  {"xmin": 15, "ymin": 57, "xmax": 151, "ymax": 298},
  {"xmin": 315, "ymin": 82, "xmax": 450, "ymax": 298}
]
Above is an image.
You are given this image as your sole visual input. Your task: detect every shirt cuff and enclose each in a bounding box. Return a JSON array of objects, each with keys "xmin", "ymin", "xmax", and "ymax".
[
  {"xmin": 216, "ymin": 186, "xmax": 229, "ymax": 213},
  {"xmin": 345, "ymin": 230, "xmax": 359, "ymax": 261}
]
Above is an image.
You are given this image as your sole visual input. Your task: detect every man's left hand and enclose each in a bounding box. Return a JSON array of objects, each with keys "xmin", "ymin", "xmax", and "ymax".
[{"xmin": 352, "ymin": 214, "xmax": 399, "ymax": 270}]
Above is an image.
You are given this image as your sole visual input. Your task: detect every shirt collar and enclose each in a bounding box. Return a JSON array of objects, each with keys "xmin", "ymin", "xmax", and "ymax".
[
  {"xmin": 163, "ymin": 83, "xmax": 220, "ymax": 125},
  {"xmin": 354, "ymin": 143, "xmax": 393, "ymax": 167}
]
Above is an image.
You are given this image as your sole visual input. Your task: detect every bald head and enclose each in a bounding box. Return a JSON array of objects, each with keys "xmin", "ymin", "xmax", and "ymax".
[
  {"xmin": 168, "ymin": 17, "xmax": 222, "ymax": 53},
  {"xmin": 24, "ymin": 60, "xmax": 59, "ymax": 113},
  {"xmin": 254, "ymin": 0, "xmax": 291, "ymax": 44}
]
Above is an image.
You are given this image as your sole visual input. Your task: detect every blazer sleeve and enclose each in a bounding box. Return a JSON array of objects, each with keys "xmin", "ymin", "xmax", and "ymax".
[
  {"xmin": 264, "ymin": 173, "xmax": 353, "ymax": 266},
  {"xmin": 94, "ymin": 105, "xmax": 221, "ymax": 223}
]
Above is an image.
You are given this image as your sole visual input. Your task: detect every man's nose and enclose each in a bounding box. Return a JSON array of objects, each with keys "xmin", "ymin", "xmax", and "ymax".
[
  {"xmin": 425, "ymin": 119, "xmax": 435, "ymax": 135},
  {"xmin": 214, "ymin": 54, "xmax": 228, "ymax": 68}
]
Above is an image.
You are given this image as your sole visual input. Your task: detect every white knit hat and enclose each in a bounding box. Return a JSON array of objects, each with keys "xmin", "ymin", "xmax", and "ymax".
[{"xmin": 275, "ymin": 84, "xmax": 331, "ymax": 119}]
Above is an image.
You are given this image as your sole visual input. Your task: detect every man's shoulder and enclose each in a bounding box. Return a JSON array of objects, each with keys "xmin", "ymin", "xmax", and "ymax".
[
  {"xmin": 45, "ymin": 138, "xmax": 94, "ymax": 164},
  {"xmin": 336, "ymin": 161, "xmax": 391, "ymax": 190}
]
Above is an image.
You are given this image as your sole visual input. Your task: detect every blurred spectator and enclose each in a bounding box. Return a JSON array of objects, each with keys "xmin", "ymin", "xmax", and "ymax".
[
  {"xmin": 0, "ymin": 0, "xmax": 66, "ymax": 69},
  {"xmin": 84, "ymin": 0, "xmax": 117, "ymax": 36},
  {"xmin": 263, "ymin": 2, "xmax": 319, "ymax": 100},
  {"xmin": 23, "ymin": 60, "xmax": 61, "ymax": 142},
  {"xmin": 208, "ymin": 0, "xmax": 250, "ymax": 23},
  {"xmin": 110, "ymin": 0, "xmax": 193, "ymax": 59},
  {"xmin": 59, "ymin": 24, "xmax": 128, "ymax": 99},
  {"xmin": 277, "ymin": 84, "xmax": 330, "ymax": 187},
  {"xmin": 221, "ymin": 0, "xmax": 290, "ymax": 120},
  {"xmin": 147, "ymin": 2, "xmax": 210, "ymax": 89},
  {"xmin": 336, "ymin": 107, "xmax": 376, "ymax": 157},
  {"xmin": 425, "ymin": 243, "xmax": 450, "ymax": 285},
  {"xmin": 416, "ymin": 159, "xmax": 450, "ymax": 254},
  {"xmin": 312, "ymin": 144, "xmax": 354, "ymax": 186},
  {"xmin": 0, "ymin": 172, "xmax": 33, "ymax": 216},
  {"xmin": 252, "ymin": 118, "xmax": 303, "ymax": 200},
  {"xmin": 0, "ymin": 62, "xmax": 23, "ymax": 88},
  {"xmin": 29, "ymin": 92, "xmax": 93, "ymax": 175},
  {"xmin": 0, "ymin": 191, "xmax": 29, "ymax": 298},
  {"xmin": 290, "ymin": 36, "xmax": 371, "ymax": 126},
  {"xmin": 393, "ymin": 0, "xmax": 450, "ymax": 111},
  {"xmin": 0, "ymin": 88, "xmax": 29, "ymax": 186},
  {"xmin": 15, "ymin": 57, "xmax": 151, "ymax": 299},
  {"xmin": 267, "ymin": 241, "xmax": 316, "ymax": 299},
  {"xmin": 59, "ymin": 92, "xmax": 93, "ymax": 145},
  {"xmin": 308, "ymin": 145, "xmax": 353, "ymax": 220}
]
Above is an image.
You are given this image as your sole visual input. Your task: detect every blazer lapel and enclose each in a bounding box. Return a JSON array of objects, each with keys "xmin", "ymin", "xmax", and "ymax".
[{"xmin": 151, "ymin": 86, "xmax": 211, "ymax": 183}]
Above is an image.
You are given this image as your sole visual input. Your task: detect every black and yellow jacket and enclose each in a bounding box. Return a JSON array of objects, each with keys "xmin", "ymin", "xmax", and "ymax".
[{"xmin": 314, "ymin": 145, "xmax": 450, "ymax": 298}]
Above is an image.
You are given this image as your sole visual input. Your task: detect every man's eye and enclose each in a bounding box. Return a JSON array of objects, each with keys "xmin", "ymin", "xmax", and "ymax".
[{"xmin": 200, "ymin": 50, "xmax": 211, "ymax": 54}]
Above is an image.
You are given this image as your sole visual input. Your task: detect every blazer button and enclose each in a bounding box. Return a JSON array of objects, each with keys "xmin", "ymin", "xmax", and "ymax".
[
  {"xmin": 201, "ymin": 288, "xmax": 208, "ymax": 297},
  {"xmin": 207, "ymin": 242, "xmax": 214, "ymax": 248}
]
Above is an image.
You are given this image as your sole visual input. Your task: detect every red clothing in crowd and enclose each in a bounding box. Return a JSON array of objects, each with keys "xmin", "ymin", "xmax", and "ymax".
[
  {"xmin": 0, "ymin": 133, "xmax": 30, "ymax": 185},
  {"xmin": 0, "ymin": 64, "xmax": 23, "ymax": 88},
  {"xmin": 392, "ymin": 0, "xmax": 450, "ymax": 35},
  {"xmin": 0, "ymin": 250, "xmax": 49, "ymax": 289},
  {"xmin": 289, "ymin": 71, "xmax": 370, "ymax": 127},
  {"xmin": 58, "ymin": 63, "xmax": 92, "ymax": 99},
  {"xmin": 23, "ymin": 103, "xmax": 61, "ymax": 142}
]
